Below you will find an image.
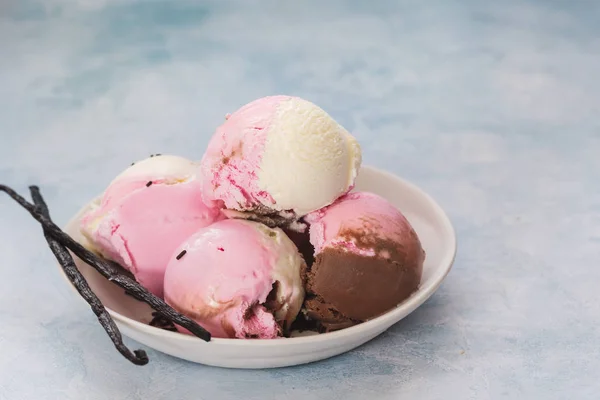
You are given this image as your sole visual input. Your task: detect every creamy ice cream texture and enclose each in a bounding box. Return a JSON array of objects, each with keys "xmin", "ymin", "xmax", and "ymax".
[
  {"xmin": 163, "ymin": 219, "xmax": 306, "ymax": 339},
  {"xmin": 302, "ymin": 191, "xmax": 425, "ymax": 331},
  {"xmin": 80, "ymin": 155, "xmax": 223, "ymax": 297},
  {"xmin": 74, "ymin": 95, "xmax": 425, "ymax": 340},
  {"xmin": 200, "ymin": 95, "xmax": 362, "ymax": 221}
]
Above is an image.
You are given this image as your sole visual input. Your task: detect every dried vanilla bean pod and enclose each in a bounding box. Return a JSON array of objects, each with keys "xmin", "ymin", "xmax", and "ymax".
[
  {"xmin": 30, "ymin": 186, "xmax": 148, "ymax": 365},
  {"xmin": 0, "ymin": 184, "xmax": 211, "ymax": 341}
]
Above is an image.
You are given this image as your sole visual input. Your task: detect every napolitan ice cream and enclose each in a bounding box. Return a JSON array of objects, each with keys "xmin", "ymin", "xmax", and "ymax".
[
  {"xmin": 199, "ymin": 95, "xmax": 362, "ymax": 227},
  {"xmin": 74, "ymin": 96, "xmax": 425, "ymax": 341},
  {"xmin": 80, "ymin": 155, "xmax": 223, "ymax": 297},
  {"xmin": 302, "ymin": 192, "xmax": 425, "ymax": 331},
  {"xmin": 163, "ymin": 219, "xmax": 305, "ymax": 339}
]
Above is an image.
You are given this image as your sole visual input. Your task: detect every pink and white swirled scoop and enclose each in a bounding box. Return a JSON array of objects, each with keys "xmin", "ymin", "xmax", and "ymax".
[
  {"xmin": 80, "ymin": 155, "xmax": 223, "ymax": 298},
  {"xmin": 199, "ymin": 95, "xmax": 362, "ymax": 226},
  {"xmin": 163, "ymin": 219, "xmax": 306, "ymax": 339}
]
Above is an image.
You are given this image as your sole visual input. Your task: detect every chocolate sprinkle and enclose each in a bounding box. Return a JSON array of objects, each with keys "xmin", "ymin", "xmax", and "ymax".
[
  {"xmin": 176, "ymin": 250, "xmax": 187, "ymax": 260},
  {"xmin": 0, "ymin": 184, "xmax": 212, "ymax": 343},
  {"xmin": 29, "ymin": 186, "xmax": 149, "ymax": 365},
  {"xmin": 145, "ymin": 181, "xmax": 153, "ymax": 187}
]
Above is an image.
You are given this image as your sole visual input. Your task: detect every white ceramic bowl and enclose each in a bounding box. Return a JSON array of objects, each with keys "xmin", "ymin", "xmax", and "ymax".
[{"xmin": 60, "ymin": 165, "xmax": 456, "ymax": 369}]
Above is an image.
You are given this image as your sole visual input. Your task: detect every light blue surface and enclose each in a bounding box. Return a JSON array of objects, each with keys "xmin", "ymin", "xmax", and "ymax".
[{"xmin": 1, "ymin": 0, "xmax": 599, "ymax": 399}]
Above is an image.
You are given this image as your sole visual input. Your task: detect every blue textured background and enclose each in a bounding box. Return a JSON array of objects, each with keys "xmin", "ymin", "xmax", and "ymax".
[{"xmin": 1, "ymin": 1, "xmax": 599, "ymax": 399}]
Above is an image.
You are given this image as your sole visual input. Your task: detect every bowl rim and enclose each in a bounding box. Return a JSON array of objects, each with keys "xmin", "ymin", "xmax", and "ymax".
[{"xmin": 59, "ymin": 164, "xmax": 457, "ymax": 347}]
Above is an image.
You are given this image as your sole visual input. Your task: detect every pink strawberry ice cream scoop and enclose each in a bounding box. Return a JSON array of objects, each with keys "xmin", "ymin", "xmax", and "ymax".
[
  {"xmin": 80, "ymin": 155, "xmax": 223, "ymax": 298},
  {"xmin": 199, "ymin": 95, "xmax": 362, "ymax": 228},
  {"xmin": 163, "ymin": 219, "xmax": 306, "ymax": 339},
  {"xmin": 301, "ymin": 191, "xmax": 425, "ymax": 332}
]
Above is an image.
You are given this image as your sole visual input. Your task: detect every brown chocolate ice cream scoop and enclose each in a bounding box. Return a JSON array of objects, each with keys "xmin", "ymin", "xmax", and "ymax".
[{"xmin": 302, "ymin": 192, "xmax": 425, "ymax": 332}]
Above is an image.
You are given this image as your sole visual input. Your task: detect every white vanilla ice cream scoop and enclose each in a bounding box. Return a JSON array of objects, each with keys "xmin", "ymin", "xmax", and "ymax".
[{"xmin": 199, "ymin": 95, "xmax": 362, "ymax": 225}]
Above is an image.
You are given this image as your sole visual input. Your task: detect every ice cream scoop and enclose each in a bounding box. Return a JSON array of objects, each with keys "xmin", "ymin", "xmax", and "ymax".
[
  {"xmin": 80, "ymin": 155, "xmax": 223, "ymax": 297},
  {"xmin": 100, "ymin": 154, "xmax": 197, "ymax": 210},
  {"xmin": 163, "ymin": 219, "xmax": 306, "ymax": 339},
  {"xmin": 199, "ymin": 95, "xmax": 362, "ymax": 227},
  {"xmin": 302, "ymin": 191, "xmax": 425, "ymax": 332}
]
